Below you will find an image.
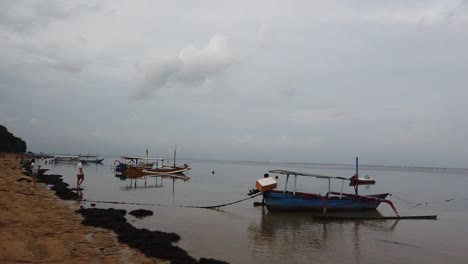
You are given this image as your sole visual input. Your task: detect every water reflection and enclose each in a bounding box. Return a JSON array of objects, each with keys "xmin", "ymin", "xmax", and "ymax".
[
  {"xmin": 117, "ymin": 175, "xmax": 190, "ymax": 206},
  {"xmin": 75, "ymin": 189, "xmax": 84, "ymax": 206},
  {"xmin": 118, "ymin": 176, "xmax": 165, "ymax": 189},
  {"xmin": 248, "ymin": 209, "xmax": 399, "ymax": 263}
]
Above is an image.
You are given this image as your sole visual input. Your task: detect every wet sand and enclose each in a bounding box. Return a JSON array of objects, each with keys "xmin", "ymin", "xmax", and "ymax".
[{"xmin": 0, "ymin": 154, "xmax": 161, "ymax": 263}]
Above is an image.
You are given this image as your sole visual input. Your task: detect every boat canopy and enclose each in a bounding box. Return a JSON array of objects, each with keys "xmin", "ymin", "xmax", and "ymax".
[{"xmin": 269, "ymin": 169, "xmax": 349, "ymax": 181}]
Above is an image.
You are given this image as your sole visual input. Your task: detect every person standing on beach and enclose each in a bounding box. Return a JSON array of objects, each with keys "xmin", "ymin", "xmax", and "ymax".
[
  {"xmin": 30, "ymin": 158, "xmax": 38, "ymax": 187},
  {"xmin": 77, "ymin": 160, "xmax": 84, "ymax": 189}
]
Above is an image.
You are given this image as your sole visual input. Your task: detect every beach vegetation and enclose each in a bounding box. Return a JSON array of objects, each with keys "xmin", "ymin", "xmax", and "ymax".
[{"xmin": 0, "ymin": 125, "xmax": 27, "ymax": 153}]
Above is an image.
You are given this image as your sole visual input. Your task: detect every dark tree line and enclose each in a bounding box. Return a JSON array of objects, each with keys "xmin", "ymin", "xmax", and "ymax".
[{"xmin": 0, "ymin": 125, "xmax": 27, "ymax": 153}]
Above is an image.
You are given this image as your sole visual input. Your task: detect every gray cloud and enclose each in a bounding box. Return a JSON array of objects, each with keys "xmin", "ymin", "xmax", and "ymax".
[
  {"xmin": 1, "ymin": 1, "xmax": 468, "ymax": 167},
  {"xmin": 52, "ymin": 60, "xmax": 85, "ymax": 73},
  {"xmin": 0, "ymin": 0, "xmax": 100, "ymax": 33}
]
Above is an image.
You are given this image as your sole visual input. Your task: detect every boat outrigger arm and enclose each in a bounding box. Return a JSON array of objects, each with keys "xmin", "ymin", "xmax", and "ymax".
[{"xmin": 268, "ymin": 169, "xmax": 400, "ymax": 217}]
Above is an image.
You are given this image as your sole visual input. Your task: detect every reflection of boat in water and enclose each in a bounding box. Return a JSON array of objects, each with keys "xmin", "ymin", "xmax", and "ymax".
[
  {"xmin": 252, "ymin": 209, "xmax": 395, "ymax": 237},
  {"xmin": 257, "ymin": 158, "xmax": 400, "ymax": 215},
  {"xmin": 115, "ymin": 170, "xmax": 190, "ymax": 188},
  {"xmin": 248, "ymin": 209, "xmax": 399, "ymax": 264},
  {"xmin": 78, "ymin": 154, "xmax": 104, "ymax": 163}
]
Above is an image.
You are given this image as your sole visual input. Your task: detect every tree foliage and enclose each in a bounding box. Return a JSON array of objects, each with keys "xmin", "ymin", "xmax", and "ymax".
[{"xmin": 0, "ymin": 125, "xmax": 27, "ymax": 153}]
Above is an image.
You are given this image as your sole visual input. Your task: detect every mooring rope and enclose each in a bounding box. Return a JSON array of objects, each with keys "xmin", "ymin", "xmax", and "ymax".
[
  {"xmin": 83, "ymin": 193, "xmax": 262, "ymax": 210},
  {"xmin": 184, "ymin": 193, "xmax": 261, "ymax": 209},
  {"xmin": 388, "ymin": 193, "xmax": 467, "ymax": 212},
  {"xmin": 83, "ymin": 199, "xmax": 162, "ymax": 207},
  {"xmin": 389, "ymin": 194, "xmax": 422, "ymax": 206}
]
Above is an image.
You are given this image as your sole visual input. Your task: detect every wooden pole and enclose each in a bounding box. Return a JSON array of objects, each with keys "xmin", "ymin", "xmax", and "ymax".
[
  {"xmin": 356, "ymin": 157, "xmax": 359, "ymax": 176},
  {"xmin": 355, "ymin": 157, "xmax": 359, "ymax": 195},
  {"xmin": 173, "ymin": 145, "xmax": 177, "ymax": 167}
]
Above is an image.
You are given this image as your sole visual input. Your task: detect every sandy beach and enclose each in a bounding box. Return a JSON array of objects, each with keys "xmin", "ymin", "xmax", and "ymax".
[{"xmin": 0, "ymin": 154, "xmax": 161, "ymax": 264}]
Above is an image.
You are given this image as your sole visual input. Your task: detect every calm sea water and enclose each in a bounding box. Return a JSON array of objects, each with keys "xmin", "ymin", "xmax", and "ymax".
[{"xmin": 41, "ymin": 158, "xmax": 468, "ymax": 264}]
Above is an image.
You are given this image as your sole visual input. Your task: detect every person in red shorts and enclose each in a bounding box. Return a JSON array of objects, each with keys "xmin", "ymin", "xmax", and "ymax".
[{"xmin": 76, "ymin": 160, "xmax": 84, "ymax": 189}]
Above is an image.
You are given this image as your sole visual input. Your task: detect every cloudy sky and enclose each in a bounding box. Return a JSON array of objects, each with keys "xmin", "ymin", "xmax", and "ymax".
[{"xmin": 1, "ymin": 0, "xmax": 468, "ymax": 167}]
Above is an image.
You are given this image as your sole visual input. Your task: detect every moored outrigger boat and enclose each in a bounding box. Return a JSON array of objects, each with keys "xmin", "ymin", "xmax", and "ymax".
[
  {"xmin": 113, "ymin": 156, "xmax": 191, "ymax": 188},
  {"xmin": 253, "ymin": 158, "xmax": 437, "ymax": 220},
  {"xmin": 78, "ymin": 154, "xmax": 104, "ymax": 163},
  {"xmin": 53, "ymin": 155, "xmax": 80, "ymax": 163},
  {"xmin": 114, "ymin": 156, "xmax": 191, "ymax": 178},
  {"xmin": 261, "ymin": 169, "xmax": 398, "ymax": 215}
]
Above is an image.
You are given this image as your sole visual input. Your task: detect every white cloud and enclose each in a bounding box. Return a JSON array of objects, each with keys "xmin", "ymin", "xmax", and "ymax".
[
  {"xmin": 258, "ymin": 22, "xmax": 271, "ymax": 44},
  {"xmin": 132, "ymin": 34, "xmax": 232, "ymax": 99}
]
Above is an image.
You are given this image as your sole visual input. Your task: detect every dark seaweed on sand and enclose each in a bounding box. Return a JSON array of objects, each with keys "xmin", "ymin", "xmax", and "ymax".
[
  {"xmin": 38, "ymin": 174, "xmax": 79, "ymax": 200},
  {"xmin": 129, "ymin": 209, "xmax": 154, "ymax": 218},
  {"xmin": 76, "ymin": 208, "xmax": 228, "ymax": 264}
]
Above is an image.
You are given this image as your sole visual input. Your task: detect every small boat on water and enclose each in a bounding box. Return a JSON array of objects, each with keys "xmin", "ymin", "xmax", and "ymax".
[
  {"xmin": 114, "ymin": 156, "xmax": 191, "ymax": 178},
  {"xmin": 255, "ymin": 158, "xmax": 400, "ymax": 216},
  {"xmin": 53, "ymin": 155, "xmax": 80, "ymax": 163},
  {"xmin": 79, "ymin": 154, "xmax": 104, "ymax": 163}
]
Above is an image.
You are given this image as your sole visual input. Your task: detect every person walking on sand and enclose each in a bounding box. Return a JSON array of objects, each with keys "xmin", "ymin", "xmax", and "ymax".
[
  {"xmin": 77, "ymin": 160, "xmax": 84, "ymax": 189},
  {"xmin": 30, "ymin": 158, "xmax": 38, "ymax": 187}
]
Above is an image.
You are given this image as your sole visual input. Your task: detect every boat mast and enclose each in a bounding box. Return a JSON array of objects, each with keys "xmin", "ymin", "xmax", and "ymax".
[
  {"xmin": 356, "ymin": 157, "xmax": 358, "ymax": 176},
  {"xmin": 354, "ymin": 157, "xmax": 359, "ymax": 195},
  {"xmin": 173, "ymin": 145, "xmax": 177, "ymax": 167}
]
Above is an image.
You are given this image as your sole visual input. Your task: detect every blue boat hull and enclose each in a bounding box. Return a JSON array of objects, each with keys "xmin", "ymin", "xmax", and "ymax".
[{"xmin": 264, "ymin": 191, "xmax": 389, "ymax": 212}]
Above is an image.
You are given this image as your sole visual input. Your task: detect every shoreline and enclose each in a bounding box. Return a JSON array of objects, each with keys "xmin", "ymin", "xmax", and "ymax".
[
  {"xmin": 0, "ymin": 154, "xmax": 227, "ymax": 264},
  {"xmin": 0, "ymin": 154, "xmax": 160, "ymax": 263}
]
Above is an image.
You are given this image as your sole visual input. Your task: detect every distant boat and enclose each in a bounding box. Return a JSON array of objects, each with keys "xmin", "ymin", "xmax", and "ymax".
[
  {"xmin": 53, "ymin": 155, "xmax": 80, "ymax": 163},
  {"xmin": 114, "ymin": 156, "xmax": 191, "ymax": 178},
  {"xmin": 79, "ymin": 154, "xmax": 104, "ymax": 164},
  {"xmin": 25, "ymin": 152, "xmax": 54, "ymax": 159}
]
